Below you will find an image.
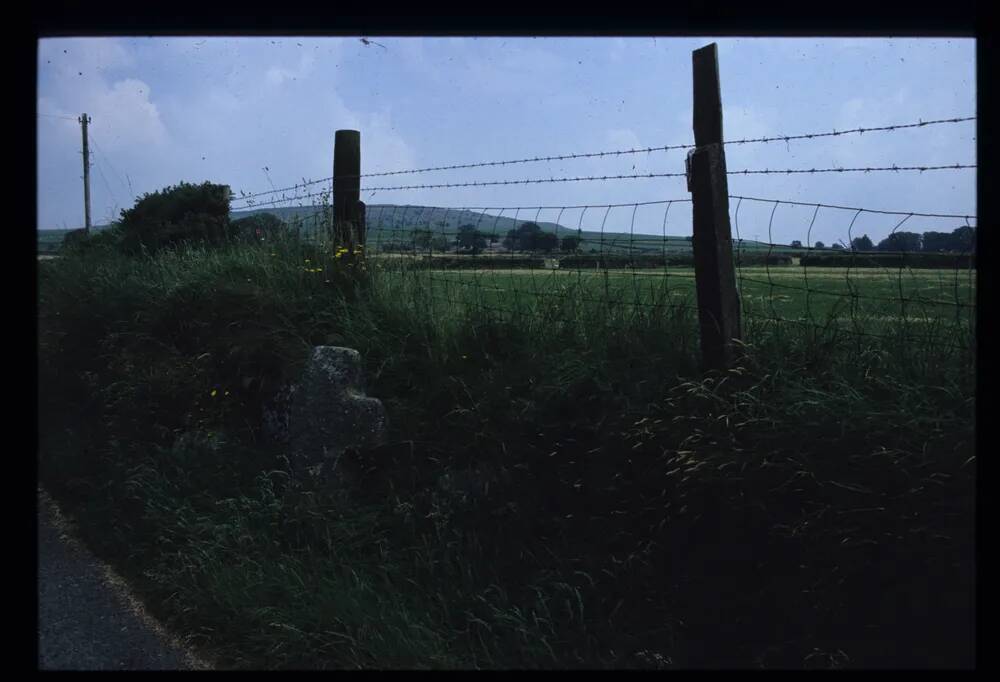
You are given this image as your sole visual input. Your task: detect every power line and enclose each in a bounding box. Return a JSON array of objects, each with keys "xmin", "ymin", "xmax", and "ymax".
[
  {"xmin": 89, "ymin": 132, "xmax": 134, "ymax": 204},
  {"xmin": 91, "ymin": 152, "xmax": 120, "ymax": 221}
]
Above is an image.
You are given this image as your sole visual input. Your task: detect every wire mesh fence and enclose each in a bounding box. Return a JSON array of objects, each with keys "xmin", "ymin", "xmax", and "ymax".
[
  {"xmin": 222, "ymin": 112, "xmax": 978, "ymax": 371},
  {"xmin": 228, "ymin": 191, "xmax": 975, "ymax": 370}
]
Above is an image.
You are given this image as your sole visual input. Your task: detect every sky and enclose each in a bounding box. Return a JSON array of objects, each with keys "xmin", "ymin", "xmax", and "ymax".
[{"xmin": 36, "ymin": 36, "xmax": 976, "ymax": 246}]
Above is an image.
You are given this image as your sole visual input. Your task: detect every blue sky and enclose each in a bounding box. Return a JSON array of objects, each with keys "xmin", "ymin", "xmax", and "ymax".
[{"xmin": 37, "ymin": 36, "xmax": 976, "ymax": 246}]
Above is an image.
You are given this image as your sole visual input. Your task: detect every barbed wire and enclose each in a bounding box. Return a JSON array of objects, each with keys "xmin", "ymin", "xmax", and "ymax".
[
  {"xmin": 350, "ymin": 164, "xmax": 975, "ymax": 194},
  {"xmin": 233, "ymin": 177, "xmax": 333, "ymax": 203},
  {"xmin": 352, "ymin": 115, "xmax": 978, "ymax": 179},
  {"xmin": 726, "ymin": 164, "xmax": 975, "ymax": 176},
  {"xmin": 723, "ymin": 116, "xmax": 975, "ymax": 149},
  {"xmin": 230, "ymin": 114, "xmax": 976, "ymax": 202},
  {"xmin": 232, "ymin": 160, "xmax": 976, "ymax": 205}
]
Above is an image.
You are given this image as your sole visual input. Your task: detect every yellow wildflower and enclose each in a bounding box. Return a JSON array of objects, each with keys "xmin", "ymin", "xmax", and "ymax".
[{"xmin": 210, "ymin": 389, "xmax": 218, "ymax": 397}]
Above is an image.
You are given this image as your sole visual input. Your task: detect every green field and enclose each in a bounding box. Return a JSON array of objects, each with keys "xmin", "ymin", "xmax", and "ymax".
[
  {"xmin": 37, "ymin": 229, "xmax": 72, "ymax": 254},
  {"xmin": 374, "ymin": 263, "xmax": 975, "ymax": 347}
]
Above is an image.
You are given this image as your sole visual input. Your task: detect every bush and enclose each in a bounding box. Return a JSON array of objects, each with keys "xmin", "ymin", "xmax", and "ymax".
[{"xmin": 118, "ymin": 181, "xmax": 233, "ymax": 254}]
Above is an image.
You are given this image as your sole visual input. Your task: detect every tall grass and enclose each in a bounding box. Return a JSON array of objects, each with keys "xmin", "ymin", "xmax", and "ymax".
[{"xmin": 37, "ymin": 235, "xmax": 975, "ymax": 669}]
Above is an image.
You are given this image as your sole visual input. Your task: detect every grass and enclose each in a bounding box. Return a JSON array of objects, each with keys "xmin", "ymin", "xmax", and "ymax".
[
  {"xmin": 37, "ymin": 232, "xmax": 975, "ymax": 669},
  {"xmin": 401, "ymin": 263, "xmax": 975, "ymax": 327}
]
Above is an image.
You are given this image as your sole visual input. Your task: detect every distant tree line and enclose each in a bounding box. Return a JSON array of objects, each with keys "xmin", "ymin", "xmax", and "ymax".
[
  {"xmin": 502, "ymin": 222, "xmax": 581, "ymax": 254},
  {"xmin": 844, "ymin": 225, "xmax": 976, "ymax": 253},
  {"xmin": 381, "ymin": 222, "xmax": 584, "ymax": 255}
]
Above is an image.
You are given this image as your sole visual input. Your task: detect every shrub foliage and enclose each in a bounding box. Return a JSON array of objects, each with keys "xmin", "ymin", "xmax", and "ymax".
[{"xmin": 118, "ymin": 181, "xmax": 233, "ymax": 254}]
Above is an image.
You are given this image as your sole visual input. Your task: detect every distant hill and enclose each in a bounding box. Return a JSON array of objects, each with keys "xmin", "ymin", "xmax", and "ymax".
[
  {"xmin": 37, "ymin": 224, "xmax": 114, "ymax": 253},
  {"xmin": 40, "ymin": 205, "xmax": 785, "ymax": 254},
  {"xmin": 231, "ymin": 204, "xmax": 701, "ymax": 254}
]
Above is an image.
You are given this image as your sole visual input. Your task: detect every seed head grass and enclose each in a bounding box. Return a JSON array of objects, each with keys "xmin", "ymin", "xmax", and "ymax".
[{"xmin": 38, "ymin": 236, "xmax": 974, "ymax": 669}]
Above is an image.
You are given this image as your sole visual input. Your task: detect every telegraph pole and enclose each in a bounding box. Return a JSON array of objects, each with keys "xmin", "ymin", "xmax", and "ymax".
[{"xmin": 79, "ymin": 113, "xmax": 91, "ymax": 234}]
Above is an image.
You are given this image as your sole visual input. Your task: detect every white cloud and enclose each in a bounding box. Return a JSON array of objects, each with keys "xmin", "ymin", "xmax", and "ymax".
[
  {"xmin": 37, "ymin": 78, "xmax": 168, "ymax": 154},
  {"xmin": 99, "ymin": 79, "xmax": 169, "ymax": 145},
  {"xmin": 264, "ymin": 53, "xmax": 316, "ymax": 86},
  {"xmin": 362, "ymin": 110, "xmax": 418, "ymax": 176},
  {"xmin": 460, "ymin": 43, "xmax": 570, "ymax": 96},
  {"xmin": 605, "ymin": 128, "xmax": 642, "ymax": 150}
]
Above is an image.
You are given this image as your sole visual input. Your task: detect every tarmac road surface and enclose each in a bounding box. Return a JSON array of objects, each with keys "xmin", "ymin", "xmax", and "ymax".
[{"xmin": 37, "ymin": 488, "xmax": 212, "ymax": 670}]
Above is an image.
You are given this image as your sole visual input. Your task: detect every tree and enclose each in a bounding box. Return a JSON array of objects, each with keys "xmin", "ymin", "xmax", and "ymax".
[
  {"xmin": 790, "ymin": 240, "xmax": 803, "ymax": 249},
  {"xmin": 850, "ymin": 234, "xmax": 874, "ymax": 251},
  {"xmin": 561, "ymin": 235, "xmax": 582, "ymax": 252},
  {"xmin": 951, "ymin": 225, "xmax": 976, "ymax": 252},
  {"xmin": 456, "ymin": 224, "xmax": 487, "ymax": 254},
  {"xmin": 830, "ymin": 242, "xmax": 845, "ymax": 251},
  {"xmin": 814, "ymin": 241, "xmax": 825, "ymax": 249},
  {"xmin": 922, "ymin": 226, "xmax": 976, "ymax": 252},
  {"xmin": 503, "ymin": 221, "xmax": 545, "ymax": 251},
  {"xmin": 921, "ymin": 231, "xmax": 951, "ymax": 253},
  {"xmin": 430, "ymin": 235, "xmax": 450, "ymax": 253},
  {"xmin": 118, "ymin": 181, "xmax": 232, "ymax": 254},
  {"xmin": 536, "ymin": 232, "xmax": 559, "ymax": 253},
  {"xmin": 877, "ymin": 231, "xmax": 922, "ymax": 253},
  {"xmin": 411, "ymin": 229, "xmax": 433, "ymax": 250}
]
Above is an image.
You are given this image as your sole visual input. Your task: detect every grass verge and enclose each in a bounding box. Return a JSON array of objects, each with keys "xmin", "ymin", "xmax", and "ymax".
[{"xmin": 37, "ymin": 234, "xmax": 975, "ymax": 669}]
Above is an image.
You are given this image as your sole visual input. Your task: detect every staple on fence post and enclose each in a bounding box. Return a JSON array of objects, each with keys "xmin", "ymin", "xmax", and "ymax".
[
  {"xmin": 689, "ymin": 43, "xmax": 742, "ymax": 372},
  {"xmin": 333, "ymin": 129, "xmax": 365, "ymax": 259}
]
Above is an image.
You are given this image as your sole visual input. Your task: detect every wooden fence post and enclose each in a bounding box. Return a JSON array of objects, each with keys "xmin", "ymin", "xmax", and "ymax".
[
  {"xmin": 333, "ymin": 129, "xmax": 365, "ymax": 256},
  {"xmin": 689, "ymin": 43, "xmax": 742, "ymax": 371}
]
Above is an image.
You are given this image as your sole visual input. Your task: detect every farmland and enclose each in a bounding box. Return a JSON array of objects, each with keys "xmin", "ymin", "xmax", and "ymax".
[{"xmin": 373, "ymin": 262, "xmax": 975, "ymax": 345}]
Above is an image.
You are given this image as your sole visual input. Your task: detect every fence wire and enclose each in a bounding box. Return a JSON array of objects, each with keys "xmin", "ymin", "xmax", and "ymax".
[
  {"xmin": 230, "ymin": 163, "xmax": 975, "ymax": 209},
  {"xmin": 229, "ymin": 114, "xmax": 975, "ymax": 206},
  {"xmin": 241, "ymin": 193, "xmax": 974, "ymax": 367},
  {"xmin": 224, "ymin": 112, "xmax": 975, "ymax": 368}
]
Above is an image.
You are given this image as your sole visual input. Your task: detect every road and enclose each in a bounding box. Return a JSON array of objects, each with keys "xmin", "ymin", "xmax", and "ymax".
[{"xmin": 37, "ymin": 488, "xmax": 212, "ymax": 670}]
